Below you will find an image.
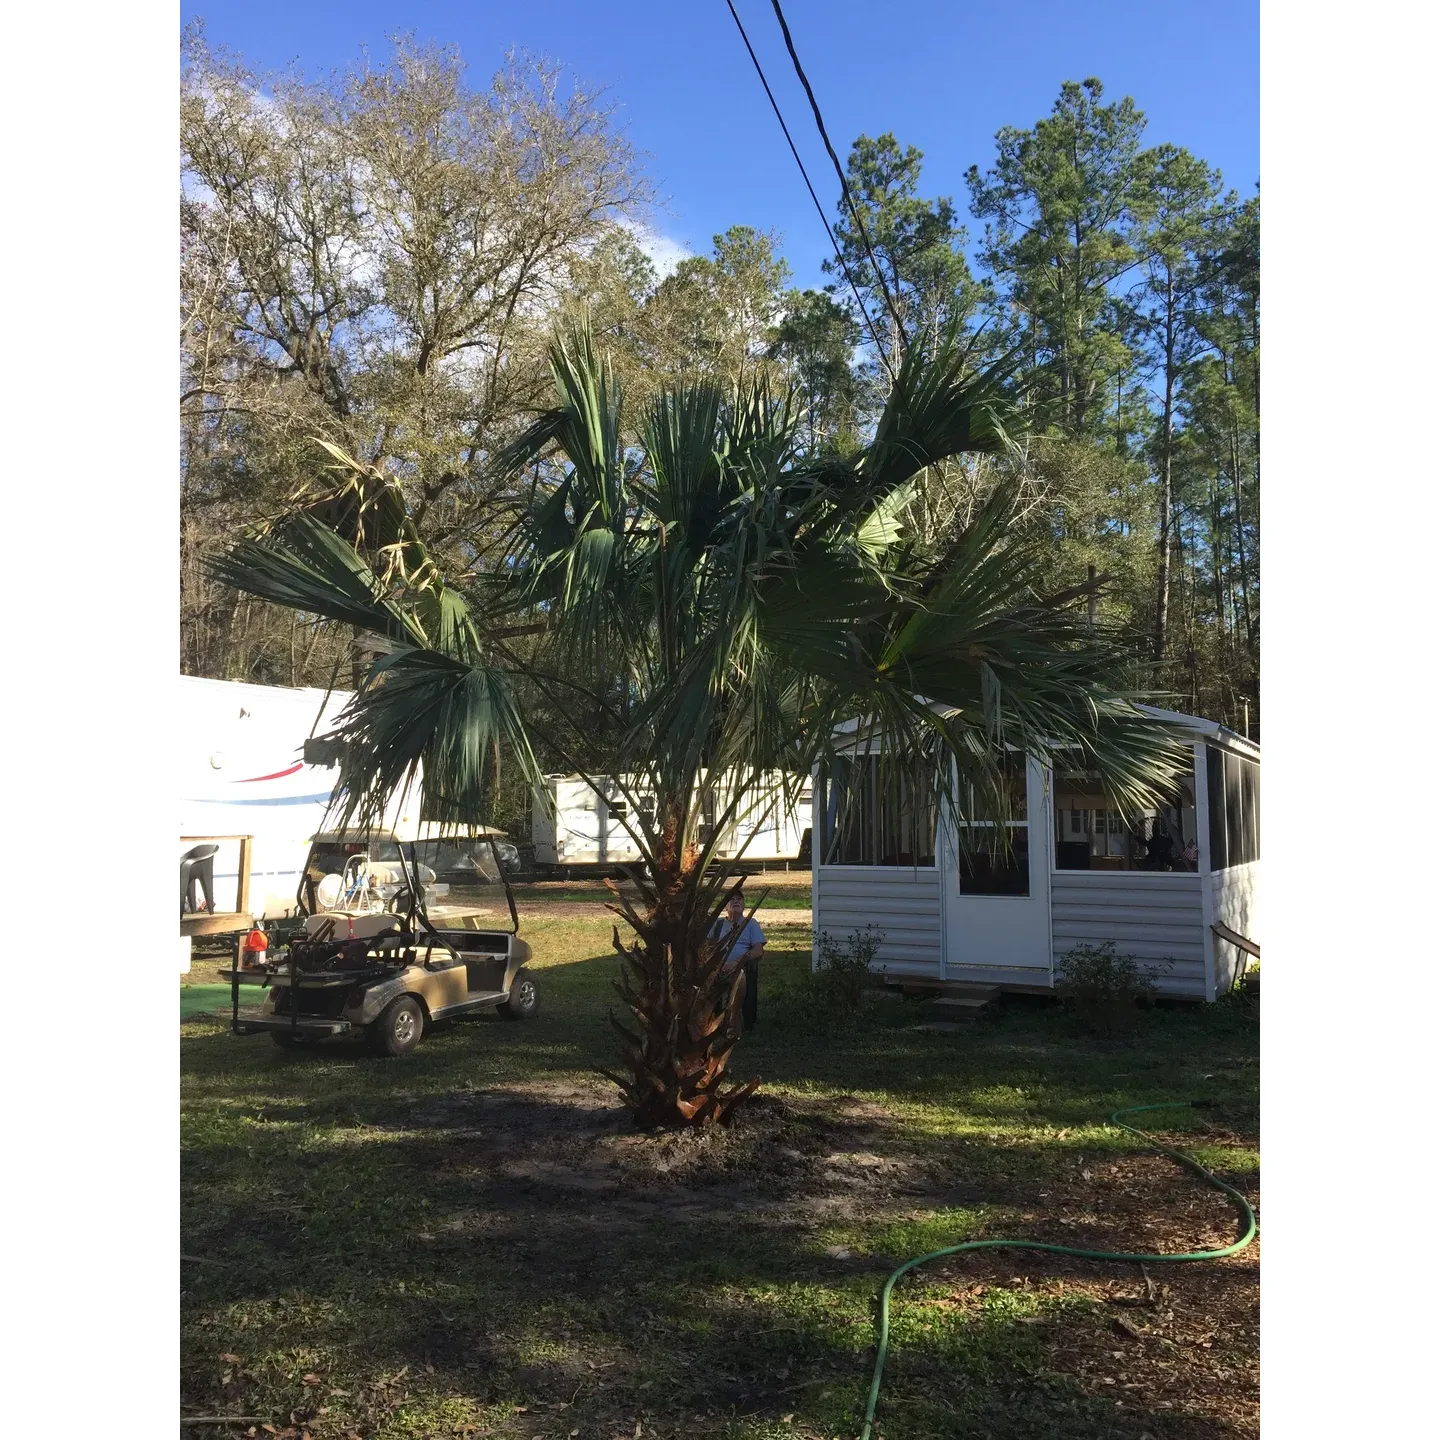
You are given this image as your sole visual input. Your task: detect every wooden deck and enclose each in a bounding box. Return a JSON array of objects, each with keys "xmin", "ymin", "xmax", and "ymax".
[{"xmin": 181, "ymin": 910, "xmax": 254, "ymax": 938}]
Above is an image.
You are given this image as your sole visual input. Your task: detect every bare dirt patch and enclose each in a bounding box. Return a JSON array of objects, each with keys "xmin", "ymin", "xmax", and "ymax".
[{"xmin": 401, "ymin": 1085, "xmax": 1260, "ymax": 1436}]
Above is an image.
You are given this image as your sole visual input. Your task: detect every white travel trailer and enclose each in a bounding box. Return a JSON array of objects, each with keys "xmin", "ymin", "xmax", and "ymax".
[
  {"xmin": 810, "ymin": 706, "xmax": 1258, "ymax": 1002},
  {"xmin": 532, "ymin": 771, "xmax": 813, "ymax": 872},
  {"xmin": 179, "ymin": 676, "xmax": 422, "ymax": 928}
]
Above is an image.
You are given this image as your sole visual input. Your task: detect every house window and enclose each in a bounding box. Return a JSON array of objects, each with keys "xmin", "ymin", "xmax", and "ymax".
[
  {"xmin": 820, "ymin": 755, "xmax": 936, "ymax": 866},
  {"xmin": 1053, "ymin": 754, "xmax": 1198, "ymax": 872},
  {"xmin": 1206, "ymin": 746, "xmax": 1259, "ymax": 870}
]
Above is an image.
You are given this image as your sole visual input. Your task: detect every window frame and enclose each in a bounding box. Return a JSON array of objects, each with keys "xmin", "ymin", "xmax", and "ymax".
[{"xmin": 954, "ymin": 817, "xmax": 1032, "ymax": 897}]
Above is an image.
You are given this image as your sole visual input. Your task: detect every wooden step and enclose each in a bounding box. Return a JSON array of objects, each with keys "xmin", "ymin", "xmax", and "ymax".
[
  {"xmin": 939, "ymin": 984, "xmax": 1000, "ymax": 1001},
  {"xmin": 930, "ymin": 995, "xmax": 994, "ymax": 1016},
  {"xmin": 890, "ymin": 979, "xmax": 1001, "ymax": 998}
]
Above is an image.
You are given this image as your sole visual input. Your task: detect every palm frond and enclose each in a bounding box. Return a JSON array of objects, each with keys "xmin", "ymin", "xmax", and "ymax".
[
  {"xmin": 547, "ymin": 316, "xmax": 627, "ymax": 525},
  {"xmin": 863, "ymin": 327, "xmax": 1021, "ymax": 495},
  {"xmin": 640, "ymin": 385, "xmax": 724, "ymax": 532},
  {"xmin": 327, "ymin": 645, "xmax": 539, "ymax": 831},
  {"xmin": 207, "ymin": 514, "xmax": 426, "ymax": 647}
]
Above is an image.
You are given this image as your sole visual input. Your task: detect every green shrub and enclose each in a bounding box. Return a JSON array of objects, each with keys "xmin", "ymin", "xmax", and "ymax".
[
  {"xmin": 1054, "ymin": 941, "xmax": 1172, "ymax": 1039},
  {"xmin": 780, "ymin": 925, "xmax": 885, "ymax": 1034}
]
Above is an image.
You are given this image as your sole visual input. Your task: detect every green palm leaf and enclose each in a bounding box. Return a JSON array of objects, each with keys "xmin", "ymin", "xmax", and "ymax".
[
  {"xmin": 207, "ymin": 514, "xmax": 427, "ymax": 647},
  {"xmin": 326, "ymin": 645, "xmax": 539, "ymax": 832}
]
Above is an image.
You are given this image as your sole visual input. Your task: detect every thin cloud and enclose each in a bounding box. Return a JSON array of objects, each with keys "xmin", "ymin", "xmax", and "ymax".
[{"xmin": 621, "ymin": 219, "xmax": 693, "ymax": 279}]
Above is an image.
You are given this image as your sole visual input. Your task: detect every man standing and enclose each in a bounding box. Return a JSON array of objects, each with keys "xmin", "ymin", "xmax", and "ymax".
[{"xmin": 714, "ymin": 888, "xmax": 766, "ymax": 1032}]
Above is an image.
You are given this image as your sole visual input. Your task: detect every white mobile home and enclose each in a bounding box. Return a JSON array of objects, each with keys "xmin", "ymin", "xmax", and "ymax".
[
  {"xmin": 811, "ymin": 708, "xmax": 1258, "ymax": 1002},
  {"xmin": 532, "ymin": 771, "xmax": 813, "ymax": 871}
]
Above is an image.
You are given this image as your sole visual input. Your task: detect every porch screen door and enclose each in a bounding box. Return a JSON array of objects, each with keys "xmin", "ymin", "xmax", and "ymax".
[{"xmin": 941, "ymin": 755, "xmax": 1051, "ymax": 977}]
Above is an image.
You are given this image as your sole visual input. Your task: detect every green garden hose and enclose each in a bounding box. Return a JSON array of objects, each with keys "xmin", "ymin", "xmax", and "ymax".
[{"xmin": 858, "ymin": 1102, "xmax": 1258, "ymax": 1440}]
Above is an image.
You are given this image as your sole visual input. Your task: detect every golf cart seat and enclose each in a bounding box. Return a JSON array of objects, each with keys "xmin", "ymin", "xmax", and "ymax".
[
  {"xmin": 303, "ymin": 911, "xmax": 406, "ymax": 941},
  {"xmin": 180, "ymin": 843, "xmax": 219, "ymax": 916}
]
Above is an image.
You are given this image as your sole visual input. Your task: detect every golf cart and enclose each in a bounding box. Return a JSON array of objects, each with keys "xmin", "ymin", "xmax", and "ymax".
[{"xmin": 218, "ymin": 831, "xmax": 538, "ymax": 1056}]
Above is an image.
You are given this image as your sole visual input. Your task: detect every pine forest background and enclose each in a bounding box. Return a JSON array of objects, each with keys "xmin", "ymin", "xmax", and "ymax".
[{"xmin": 180, "ymin": 33, "xmax": 1259, "ymax": 832}]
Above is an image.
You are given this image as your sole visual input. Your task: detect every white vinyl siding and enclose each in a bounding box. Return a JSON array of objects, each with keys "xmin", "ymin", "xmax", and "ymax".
[
  {"xmin": 1051, "ymin": 871, "xmax": 1207, "ymax": 998},
  {"xmin": 814, "ymin": 866, "xmax": 943, "ymax": 977},
  {"xmin": 1209, "ymin": 861, "xmax": 1260, "ymax": 993}
]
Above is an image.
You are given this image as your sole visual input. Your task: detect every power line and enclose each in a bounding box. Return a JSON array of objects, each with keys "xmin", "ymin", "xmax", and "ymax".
[
  {"xmin": 766, "ymin": 0, "xmax": 911, "ymax": 358},
  {"xmin": 721, "ymin": 0, "xmax": 896, "ymax": 380}
]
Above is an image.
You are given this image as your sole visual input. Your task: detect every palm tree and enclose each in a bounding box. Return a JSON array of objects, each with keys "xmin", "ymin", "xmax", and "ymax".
[{"xmin": 212, "ymin": 316, "xmax": 1186, "ymax": 1129}]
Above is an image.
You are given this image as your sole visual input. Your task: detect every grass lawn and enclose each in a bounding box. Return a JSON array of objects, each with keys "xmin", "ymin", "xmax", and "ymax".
[
  {"xmin": 181, "ymin": 912, "xmax": 1258, "ymax": 1440},
  {"xmin": 497, "ymin": 875, "xmax": 814, "ymax": 914}
]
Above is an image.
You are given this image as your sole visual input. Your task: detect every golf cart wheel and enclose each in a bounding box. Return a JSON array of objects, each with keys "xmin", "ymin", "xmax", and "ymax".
[
  {"xmin": 370, "ymin": 995, "xmax": 425, "ymax": 1056},
  {"xmin": 498, "ymin": 968, "xmax": 539, "ymax": 1021},
  {"xmin": 270, "ymin": 1031, "xmax": 319, "ymax": 1050}
]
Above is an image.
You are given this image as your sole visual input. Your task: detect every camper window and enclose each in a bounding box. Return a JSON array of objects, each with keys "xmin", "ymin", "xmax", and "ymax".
[{"xmin": 820, "ymin": 755, "xmax": 937, "ymax": 866}]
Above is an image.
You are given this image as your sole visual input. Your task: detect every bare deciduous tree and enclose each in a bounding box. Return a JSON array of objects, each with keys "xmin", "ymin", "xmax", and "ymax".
[{"xmin": 181, "ymin": 27, "xmax": 648, "ymax": 678}]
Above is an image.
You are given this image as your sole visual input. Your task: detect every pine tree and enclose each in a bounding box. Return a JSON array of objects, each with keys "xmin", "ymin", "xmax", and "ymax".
[
  {"xmin": 825, "ymin": 133, "xmax": 984, "ymax": 371},
  {"xmin": 1136, "ymin": 145, "xmax": 1227, "ymax": 661},
  {"xmin": 966, "ymin": 78, "xmax": 1154, "ymax": 442},
  {"xmin": 769, "ymin": 289, "xmax": 862, "ymax": 453}
]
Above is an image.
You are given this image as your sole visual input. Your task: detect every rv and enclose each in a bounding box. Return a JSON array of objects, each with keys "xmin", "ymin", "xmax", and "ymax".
[
  {"xmin": 179, "ymin": 676, "xmax": 422, "ymax": 930},
  {"xmin": 531, "ymin": 771, "xmax": 812, "ymax": 873}
]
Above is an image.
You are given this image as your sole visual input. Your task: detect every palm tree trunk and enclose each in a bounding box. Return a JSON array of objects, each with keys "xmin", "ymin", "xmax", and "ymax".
[{"xmin": 601, "ymin": 809, "xmax": 759, "ymax": 1129}]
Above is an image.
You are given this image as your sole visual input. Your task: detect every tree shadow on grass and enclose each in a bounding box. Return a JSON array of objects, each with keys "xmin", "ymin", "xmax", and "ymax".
[
  {"xmin": 182, "ymin": 943, "xmax": 1257, "ymax": 1438},
  {"xmin": 183, "ymin": 1076, "xmax": 1256, "ymax": 1439}
]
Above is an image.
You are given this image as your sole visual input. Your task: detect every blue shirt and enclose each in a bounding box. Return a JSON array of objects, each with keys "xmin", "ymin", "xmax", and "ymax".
[{"xmin": 713, "ymin": 915, "xmax": 765, "ymax": 964}]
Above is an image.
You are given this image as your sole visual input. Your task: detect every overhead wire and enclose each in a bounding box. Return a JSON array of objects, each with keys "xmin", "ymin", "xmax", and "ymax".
[
  {"xmin": 766, "ymin": 0, "xmax": 912, "ymax": 358},
  {"xmin": 721, "ymin": 0, "xmax": 897, "ymax": 382}
]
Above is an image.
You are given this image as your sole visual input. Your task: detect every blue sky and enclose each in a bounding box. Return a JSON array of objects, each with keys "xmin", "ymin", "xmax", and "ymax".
[{"xmin": 181, "ymin": 0, "xmax": 1258, "ymax": 290}]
